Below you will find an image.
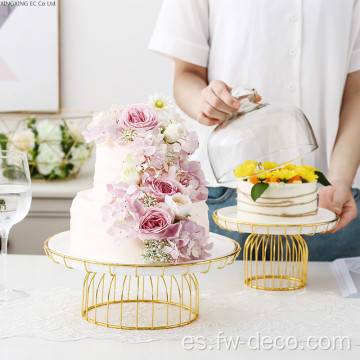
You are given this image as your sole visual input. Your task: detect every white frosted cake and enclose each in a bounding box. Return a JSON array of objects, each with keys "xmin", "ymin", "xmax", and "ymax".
[
  {"xmin": 70, "ymin": 101, "xmax": 212, "ymax": 264},
  {"xmin": 233, "ymin": 160, "xmax": 328, "ymax": 222},
  {"xmin": 237, "ymin": 180, "xmax": 318, "ymax": 221}
]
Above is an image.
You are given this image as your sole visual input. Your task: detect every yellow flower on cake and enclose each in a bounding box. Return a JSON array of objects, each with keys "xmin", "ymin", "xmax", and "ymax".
[
  {"xmin": 255, "ymin": 170, "xmax": 272, "ymax": 181},
  {"xmin": 272, "ymin": 168, "xmax": 297, "ymax": 182},
  {"xmin": 234, "ymin": 160, "xmax": 257, "ymax": 178},
  {"xmin": 284, "ymin": 163, "xmax": 297, "ymax": 170},
  {"xmin": 261, "ymin": 161, "xmax": 279, "ymax": 170},
  {"xmin": 296, "ymin": 165, "xmax": 318, "ymax": 182}
]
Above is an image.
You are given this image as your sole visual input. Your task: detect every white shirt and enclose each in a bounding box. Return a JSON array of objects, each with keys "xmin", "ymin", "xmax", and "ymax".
[{"xmin": 149, "ymin": 0, "xmax": 360, "ymax": 188}]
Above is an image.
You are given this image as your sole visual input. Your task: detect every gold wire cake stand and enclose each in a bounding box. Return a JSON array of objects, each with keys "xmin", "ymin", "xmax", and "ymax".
[
  {"xmin": 213, "ymin": 206, "xmax": 339, "ymax": 291},
  {"xmin": 44, "ymin": 231, "xmax": 240, "ymax": 330}
]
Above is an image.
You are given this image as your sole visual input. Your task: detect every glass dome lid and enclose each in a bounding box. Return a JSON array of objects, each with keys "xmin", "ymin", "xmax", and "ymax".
[{"xmin": 208, "ymin": 87, "xmax": 318, "ymax": 183}]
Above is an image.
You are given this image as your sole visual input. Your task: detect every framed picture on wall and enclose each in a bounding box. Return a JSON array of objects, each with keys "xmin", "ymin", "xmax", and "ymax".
[{"xmin": 0, "ymin": 1, "xmax": 60, "ymax": 112}]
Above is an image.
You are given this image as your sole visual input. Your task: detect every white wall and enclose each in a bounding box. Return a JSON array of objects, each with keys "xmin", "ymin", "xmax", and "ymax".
[{"xmin": 60, "ymin": 0, "xmax": 172, "ymax": 111}]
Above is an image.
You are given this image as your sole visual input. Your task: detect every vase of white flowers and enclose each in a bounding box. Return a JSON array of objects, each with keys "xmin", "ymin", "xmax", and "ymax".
[{"xmin": 0, "ymin": 110, "xmax": 93, "ymax": 180}]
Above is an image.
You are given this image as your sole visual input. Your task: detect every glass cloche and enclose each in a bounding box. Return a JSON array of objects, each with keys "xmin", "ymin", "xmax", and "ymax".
[{"xmin": 208, "ymin": 87, "xmax": 318, "ymax": 183}]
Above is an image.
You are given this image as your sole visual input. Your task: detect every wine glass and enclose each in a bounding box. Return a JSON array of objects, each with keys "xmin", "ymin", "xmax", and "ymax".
[{"xmin": 0, "ymin": 150, "xmax": 32, "ymax": 301}]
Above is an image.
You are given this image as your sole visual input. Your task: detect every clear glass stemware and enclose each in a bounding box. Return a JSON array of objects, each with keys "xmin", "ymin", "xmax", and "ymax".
[{"xmin": 0, "ymin": 150, "xmax": 32, "ymax": 301}]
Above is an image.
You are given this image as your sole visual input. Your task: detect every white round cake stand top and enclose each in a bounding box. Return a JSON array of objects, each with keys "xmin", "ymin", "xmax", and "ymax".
[
  {"xmin": 44, "ymin": 231, "xmax": 240, "ymax": 277},
  {"xmin": 213, "ymin": 206, "xmax": 339, "ymax": 235}
]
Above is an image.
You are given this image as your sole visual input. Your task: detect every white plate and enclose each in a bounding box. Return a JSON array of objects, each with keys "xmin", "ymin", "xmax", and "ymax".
[
  {"xmin": 45, "ymin": 231, "xmax": 240, "ymax": 276},
  {"xmin": 214, "ymin": 206, "xmax": 338, "ymax": 235}
]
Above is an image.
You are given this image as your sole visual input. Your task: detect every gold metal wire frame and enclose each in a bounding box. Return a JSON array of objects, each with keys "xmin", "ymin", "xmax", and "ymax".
[
  {"xmin": 44, "ymin": 234, "xmax": 240, "ymax": 330},
  {"xmin": 81, "ymin": 272, "xmax": 199, "ymax": 330},
  {"xmin": 213, "ymin": 208, "xmax": 339, "ymax": 291},
  {"xmin": 243, "ymin": 233, "xmax": 308, "ymax": 290}
]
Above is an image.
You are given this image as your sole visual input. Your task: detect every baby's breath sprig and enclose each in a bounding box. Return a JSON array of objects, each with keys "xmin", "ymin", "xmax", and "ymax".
[
  {"xmin": 139, "ymin": 193, "xmax": 158, "ymax": 207},
  {"xmin": 165, "ymin": 149, "xmax": 175, "ymax": 166},
  {"xmin": 141, "ymin": 239, "xmax": 172, "ymax": 263},
  {"xmin": 119, "ymin": 128, "xmax": 137, "ymax": 143}
]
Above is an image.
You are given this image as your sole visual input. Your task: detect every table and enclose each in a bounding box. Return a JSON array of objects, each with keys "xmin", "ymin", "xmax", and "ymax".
[{"xmin": 1, "ymin": 255, "xmax": 359, "ymax": 360}]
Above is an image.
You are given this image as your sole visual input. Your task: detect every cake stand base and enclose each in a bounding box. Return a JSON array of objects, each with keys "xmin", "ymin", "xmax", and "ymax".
[
  {"xmin": 213, "ymin": 206, "xmax": 339, "ymax": 291},
  {"xmin": 44, "ymin": 231, "xmax": 240, "ymax": 330},
  {"xmin": 82, "ymin": 272, "xmax": 199, "ymax": 330},
  {"xmin": 244, "ymin": 233, "xmax": 307, "ymax": 291}
]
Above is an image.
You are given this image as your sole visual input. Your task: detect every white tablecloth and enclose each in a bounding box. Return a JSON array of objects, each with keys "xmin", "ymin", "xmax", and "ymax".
[{"xmin": 1, "ymin": 255, "xmax": 360, "ymax": 359}]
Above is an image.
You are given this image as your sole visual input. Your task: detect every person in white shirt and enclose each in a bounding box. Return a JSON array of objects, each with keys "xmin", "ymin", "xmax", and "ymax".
[{"xmin": 149, "ymin": 0, "xmax": 360, "ymax": 260}]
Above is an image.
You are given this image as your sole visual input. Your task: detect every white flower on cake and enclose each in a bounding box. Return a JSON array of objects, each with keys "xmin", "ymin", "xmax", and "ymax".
[
  {"xmin": 118, "ymin": 153, "xmax": 141, "ymax": 184},
  {"xmin": 11, "ymin": 129, "xmax": 35, "ymax": 152},
  {"xmin": 148, "ymin": 92, "xmax": 173, "ymax": 112},
  {"xmin": 36, "ymin": 120, "xmax": 62, "ymax": 142},
  {"xmin": 36, "ymin": 143, "xmax": 65, "ymax": 175},
  {"xmin": 163, "ymin": 123, "xmax": 185, "ymax": 144},
  {"xmin": 165, "ymin": 193, "xmax": 192, "ymax": 220},
  {"xmin": 158, "ymin": 111, "xmax": 184, "ymax": 128}
]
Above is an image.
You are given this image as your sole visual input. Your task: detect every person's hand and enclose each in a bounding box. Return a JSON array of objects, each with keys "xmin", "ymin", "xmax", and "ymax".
[
  {"xmin": 318, "ymin": 180, "xmax": 358, "ymax": 232},
  {"xmin": 196, "ymin": 80, "xmax": 242, "ymax": 126}
]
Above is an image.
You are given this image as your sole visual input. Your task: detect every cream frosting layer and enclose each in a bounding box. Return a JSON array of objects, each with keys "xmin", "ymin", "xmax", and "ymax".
[
  {"xmin": 237, "ymin": 181, "xmax": 318, "ymax": 218},
  {"xmin": 70, "ymin": 189, "xmax": 143, "ymax": 263},
  {"xmin": 93, "ymin": 141, "xmax": 131, "ymax": 199}
]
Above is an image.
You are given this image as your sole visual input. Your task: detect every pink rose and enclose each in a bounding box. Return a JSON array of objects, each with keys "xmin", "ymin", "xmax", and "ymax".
[
  {"xmin": 121, "ymin": 104, "xmax": 158, "ymax": 131},
  {"xmin": 144, "ymin": 176, "xmax": 185, "ymax": 201},
  {"xmin": 137, "ymin": 208, "xmax": 172, "ymax": 240}
]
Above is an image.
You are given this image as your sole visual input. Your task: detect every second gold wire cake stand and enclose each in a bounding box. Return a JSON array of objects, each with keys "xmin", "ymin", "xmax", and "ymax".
[
  {"xmin": 44, "ymin": 231, "xmax": 240, "ymax": 330},
  {"xmin": 213, "ymin": 206, "xmax": 339, "ymax": 291}
]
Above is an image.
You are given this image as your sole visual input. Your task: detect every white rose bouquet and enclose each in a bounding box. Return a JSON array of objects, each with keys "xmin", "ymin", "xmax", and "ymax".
[{"xmin": 0, "ymin": 113, "xmax": 93, "ymax": 180}]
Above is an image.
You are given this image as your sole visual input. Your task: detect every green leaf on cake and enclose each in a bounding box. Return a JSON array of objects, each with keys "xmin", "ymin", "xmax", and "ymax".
[
  {"xmin": 315, "ymin": 171, "xmax": 331, "ymax": 186},
  {"xmin": 251, "ymin": 182, "xmax": 269, "ymax": 202}
]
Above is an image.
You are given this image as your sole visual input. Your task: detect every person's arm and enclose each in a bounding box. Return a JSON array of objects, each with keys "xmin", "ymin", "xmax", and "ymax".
[
  {"xmin": 319, "ymin": 70, "xmax": 360, "ymax": 231},
  {"xmin": 173, "ymin": 59, "xmax": 241, "ymax": 126}
]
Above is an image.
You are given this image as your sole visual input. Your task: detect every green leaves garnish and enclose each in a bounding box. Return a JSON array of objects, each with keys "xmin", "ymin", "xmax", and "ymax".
[
  {"xmin": 315, "ymin": 171, "xmax": 331, "ymax": 186},
  {"xmin": 251, "ymin": 182, "xmax": 269, "ymax": 202}
]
